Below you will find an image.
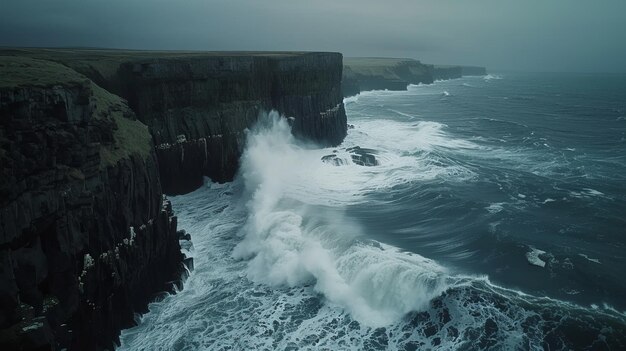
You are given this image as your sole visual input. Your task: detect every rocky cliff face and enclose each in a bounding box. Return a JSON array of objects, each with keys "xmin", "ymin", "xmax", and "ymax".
[
  {"xmin": 342, "ymin": 58, "xmax": 434, "ymax": 97},
  {"xmin": 106, "ymin": 53, "xmax": 347, "ymax": 193},
  {"xmin": 433, "ymin": 65, "xmax": 464, "ymax": 80},
  {"xmin": 343, "ymin": 58, "xmax": 488, "ymax": 97},
  {"xmin": 461, "ymin": 66, "xmax": 487, "ymax": 76},
  {"xmin": 2, "ymin": 50, "xmax": 348, "ymax": 195},
  {"xmin": 0, "ymin": 57, "xmax": 184, "ymax": 350}
]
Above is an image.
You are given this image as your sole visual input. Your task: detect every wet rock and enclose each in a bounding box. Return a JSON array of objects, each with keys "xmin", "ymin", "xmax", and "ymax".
[
  {"xmin": 183, "ymin": 257, "xmax": 194, "ymax": 272},
  {"xmin": 177, "ymin": 230, "xmax": 191, "ymax": 241},
  {"xmin": 321, "ymin": 154, "xmax": 347, "ymax": 166},
  {"xmin": 346, "ymin": 146, "xmax": 379, "ymax": 166}
]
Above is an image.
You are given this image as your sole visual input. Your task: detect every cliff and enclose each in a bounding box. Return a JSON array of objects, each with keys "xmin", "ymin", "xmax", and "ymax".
[
  {"xmin": 0, "ymin": 49, "xmax": 347, "ymax": 350},
  {"xmin": 433, "ymin": 65, "xmax": 487, "ymax": 80},
  {"xmin": 460, "ymin": 66, "xmax": 487, "ymax": 76},
  {"xmin": 342, "ymin": 57, "xmax": 434, "ymax": 97},
  {"xmin": 0, "ymin": 57, "xmax": 185, "ymax": 350},
  {"xmin": 2, "ymin": 49, "xmax": 348, "ymax": 194},
  {"xmin": 342, "ymin": 58, "xmax": 487, "ymax": 97}
]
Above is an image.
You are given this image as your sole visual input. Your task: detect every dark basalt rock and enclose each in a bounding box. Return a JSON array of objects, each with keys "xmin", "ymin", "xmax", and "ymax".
[
  {"xmin": 0, "ymin": 57, "xmax": 183, "ymax": 350},
  {"xmin": 321, "ymin": 154, "xmax": 347, "ymax": 166},
  {"xmin": 346, "ymin": 146, "xmax": 379, "ymax": 166},
  {"xmin": 113, "ymin": 54, "xmax": 348, "ymax": 193},
  {"xmin": 156, "ymin": 138, "xmax": 209, "ymax": 195},
  {"xmin": 321, "ymin": 147, "xmax": 379, "ymax": 167}
]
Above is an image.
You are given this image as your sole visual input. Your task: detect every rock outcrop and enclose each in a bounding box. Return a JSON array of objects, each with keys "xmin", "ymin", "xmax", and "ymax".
[
  {"xmin": 342, "ymin": 57, "xmax": 434, "ymax": 97},
  {"xmin": 0, "ymin": 57, "xmax": 184, "ymax": 350}
]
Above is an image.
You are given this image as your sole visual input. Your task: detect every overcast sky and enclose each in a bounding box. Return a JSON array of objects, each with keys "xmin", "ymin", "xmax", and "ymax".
[{"xmin": 1, "ymin": 0, "xmax": 625, "ymax": 72}]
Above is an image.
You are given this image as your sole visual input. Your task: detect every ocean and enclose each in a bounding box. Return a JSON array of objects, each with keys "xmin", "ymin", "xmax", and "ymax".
[{"xmin": 119, "ymin": 73, "xmax": 626, "ymax": 350}]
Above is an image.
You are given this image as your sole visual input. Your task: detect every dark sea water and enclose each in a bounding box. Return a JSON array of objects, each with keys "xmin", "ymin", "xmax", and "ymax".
[{"xmin": 119, "ymin": 73, "xmax": 626, "ymax": 350}]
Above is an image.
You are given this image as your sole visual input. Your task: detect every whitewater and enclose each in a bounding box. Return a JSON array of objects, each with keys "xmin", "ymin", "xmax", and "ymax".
[{"xmin": 120, "ymin": 74, "xmax": 626, "ymax": 350}]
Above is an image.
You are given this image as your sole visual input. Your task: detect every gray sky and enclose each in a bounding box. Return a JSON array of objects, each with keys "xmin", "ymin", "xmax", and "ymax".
[{"xmin": 2, "ymin": 0, "xmax": 626, "ymax": 72}]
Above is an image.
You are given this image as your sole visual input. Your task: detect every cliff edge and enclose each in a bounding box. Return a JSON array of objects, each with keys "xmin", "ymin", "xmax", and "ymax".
[
  {"xmin": 0, "ymin": 57, "xmax": 184, "ymax": 350},
  {"xmin": 2, "ymin": 49, "xmax": 348, "ymax": 194}
]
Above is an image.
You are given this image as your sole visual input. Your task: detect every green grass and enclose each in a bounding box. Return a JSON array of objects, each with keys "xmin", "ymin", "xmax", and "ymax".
[
  {"xmin": 0, "ymin": 55, "xmax": 152, "ymax": 167},
  {"xmin": 0, "ymin": 56, "xmax": 90, "ymax": 88},
  {"xmin": 90, "ymin": 83, "xmax": 152, "ymax": 167}
]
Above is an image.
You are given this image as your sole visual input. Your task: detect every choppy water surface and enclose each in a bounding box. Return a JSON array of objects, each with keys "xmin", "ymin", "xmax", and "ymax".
[{"xmin": 120, "ymin": 73, "xmax": 626, "ymax": 350}]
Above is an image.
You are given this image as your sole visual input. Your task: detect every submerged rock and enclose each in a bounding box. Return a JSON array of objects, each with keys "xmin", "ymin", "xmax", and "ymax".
[
  {"xmin": 321, "ymin": 146, "xmax": 380, "ymax": 167},
  {"xmin": 346, "ymin": 146, "xmax": 379, "ymax": 166}
]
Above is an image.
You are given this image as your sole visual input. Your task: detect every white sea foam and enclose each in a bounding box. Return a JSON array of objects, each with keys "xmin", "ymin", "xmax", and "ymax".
[
  {"xmin": 569, "ymin": 188, "xmax": 606, "ymax": 199},
  {"xmin": 486, "ymin": 202, "xmax": 505, "ymax": 214},
  {"xmin": 526, "ymin": 247, "xmax": 547, "ymax": 268},
  {"xmin": 579, "ymin": 253, "xmax": 602, "ymax": 264},
  {"xmin": 483, "ymin": 74, "xmax": 503, "ymax": 81},
  {"xmin": 343, "ymin": 94, "xmax": 360, "ymax": 105},
  {"xmin": 388, "ymin": 108, "xmax": 418, "ymax": 119},
  {"xmin": 233, "ymin": 111, "xmax": 452, "ymax": 327}
]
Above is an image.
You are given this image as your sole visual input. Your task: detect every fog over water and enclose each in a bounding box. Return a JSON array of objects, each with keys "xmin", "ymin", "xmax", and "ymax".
[{"xmin": 2, "ymin": 0, "xmax": 626, "ymax": 72}]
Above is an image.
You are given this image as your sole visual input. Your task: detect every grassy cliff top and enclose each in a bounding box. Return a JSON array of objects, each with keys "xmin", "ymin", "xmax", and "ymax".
[
  {"xmin": 0, "ymin": 56, "xmax": 90, "ymax": 88},
  {"xmin": 0, "ymin": 48, "xmax": 339, "ymax": 81},
  {"xmin": 91, "ymin": 82, "xmax": 152, "ymax": 166},
  {"xmin": 344, "ymin": 57, "xmax": 421, "ymax": 66},
  {"xmin": 0, "ymin": 55, "xmax": 152, "ymax": 166}
]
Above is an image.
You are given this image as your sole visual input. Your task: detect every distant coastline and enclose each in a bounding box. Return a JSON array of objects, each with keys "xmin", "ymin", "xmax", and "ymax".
[{"xmin": 342, "ymin": 57, "xmax": 486, "ymax": 97}]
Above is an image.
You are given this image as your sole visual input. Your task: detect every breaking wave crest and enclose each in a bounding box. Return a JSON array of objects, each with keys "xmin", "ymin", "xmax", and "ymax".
[{"xmin": 233, "ymin": 111, "xmax": 452, "ymax": 326}]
